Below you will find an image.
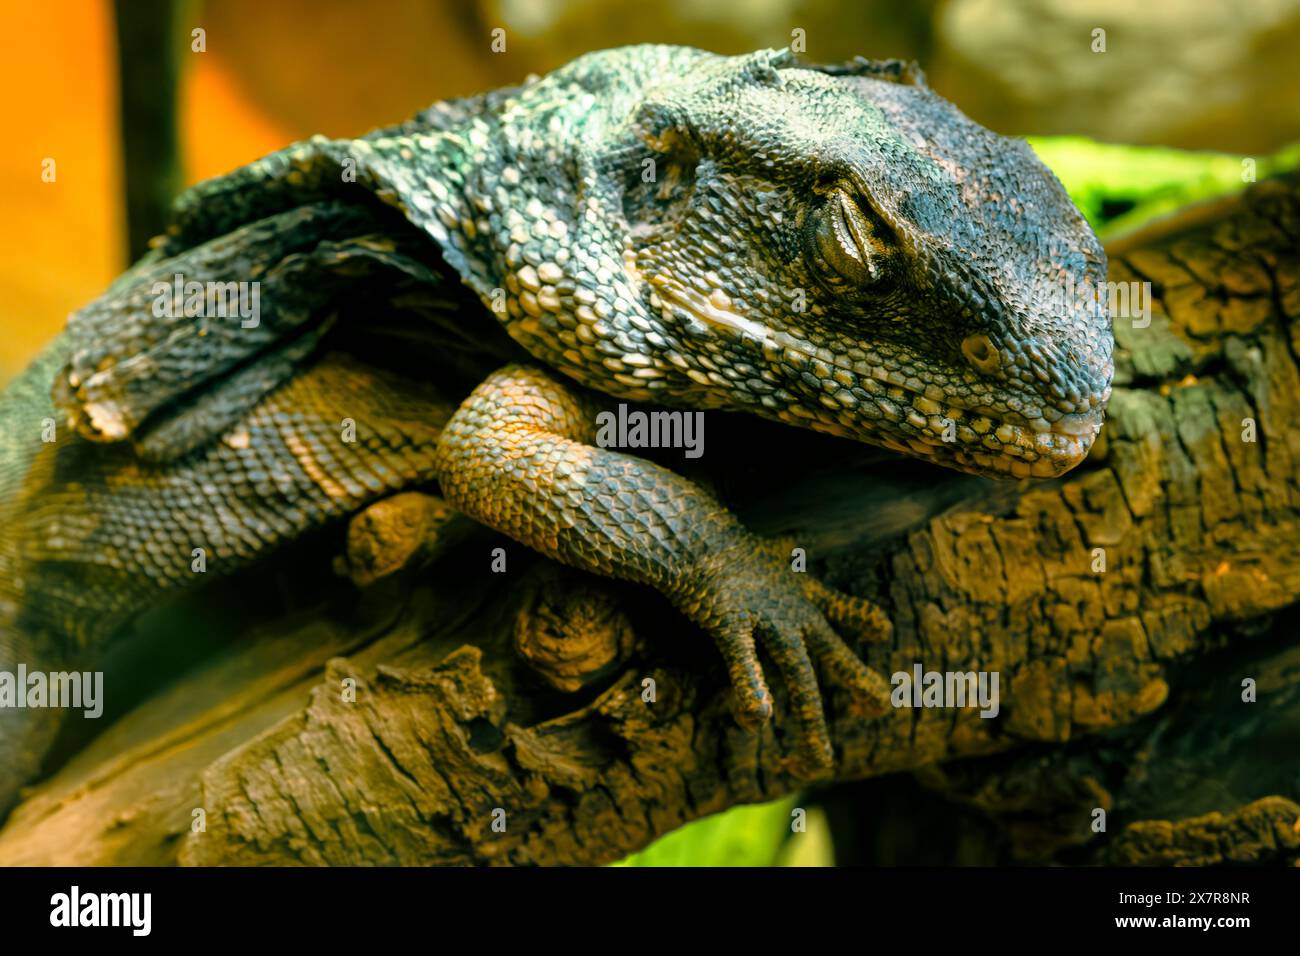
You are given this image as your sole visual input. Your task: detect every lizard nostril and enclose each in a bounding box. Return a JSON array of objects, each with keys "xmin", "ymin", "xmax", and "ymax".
[{"xmin": 961, "ymin": 333, "xmax": 1000, "ymax": 374}]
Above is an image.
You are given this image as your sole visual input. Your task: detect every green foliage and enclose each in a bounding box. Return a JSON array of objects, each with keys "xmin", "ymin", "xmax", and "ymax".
[
  {"xmin": 611, "ymin": 796, "xmax": 837, "ymax": 867},
  {"xmin": 1029, "ymin": 137, "xmax": 1300, "ymax": 239},
  {"xmin": 612, "ymin": 796, "xmax": 804, "ymax": 867}
]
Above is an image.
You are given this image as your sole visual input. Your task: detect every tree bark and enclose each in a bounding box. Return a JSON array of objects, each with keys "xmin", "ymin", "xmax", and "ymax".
[{"xmin": 1, "ymin": 174, "xmax": 1297, "ymax": 866}]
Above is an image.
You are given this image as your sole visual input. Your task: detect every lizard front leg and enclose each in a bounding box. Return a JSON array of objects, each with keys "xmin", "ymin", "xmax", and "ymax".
[{"xmin": 434, "ymin": 364, "xmax": 892, "ymax": 775}]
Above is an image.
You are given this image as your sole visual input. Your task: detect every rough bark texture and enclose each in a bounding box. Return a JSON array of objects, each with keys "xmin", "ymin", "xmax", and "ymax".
[{"xmin": 1, "ymin": 174, "xmax": 1298, "ymax": 866}]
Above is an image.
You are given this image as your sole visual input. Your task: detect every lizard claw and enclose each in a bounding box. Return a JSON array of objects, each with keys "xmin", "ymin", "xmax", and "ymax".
[
  {"xmin": 801, "ymin": 575, "xmax": 894, "ymax": 646},
  {"xmin": 674, "ymin": 535, "xmax": 894, "ymax": 779}
]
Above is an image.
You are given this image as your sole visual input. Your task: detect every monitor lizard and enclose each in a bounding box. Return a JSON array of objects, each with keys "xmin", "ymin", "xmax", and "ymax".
[{"xmin": 0, "ymin": 45, "xmax": 1112, "ymax": 816}]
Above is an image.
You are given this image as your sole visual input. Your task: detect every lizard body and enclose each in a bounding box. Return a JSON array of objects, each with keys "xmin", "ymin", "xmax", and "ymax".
[{"xmin": 0, "ymin": 45, "xmax": 1111, "ymax": 815}]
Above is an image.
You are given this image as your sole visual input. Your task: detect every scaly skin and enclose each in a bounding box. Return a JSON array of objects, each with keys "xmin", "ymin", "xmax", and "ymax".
[
  {"xmin": 0, "ymin": 46, "xmax": 1112, "ymax": 812},
  {"xmin": 0, "ymin": 347, "xmax": 446, "ymax": 810}
]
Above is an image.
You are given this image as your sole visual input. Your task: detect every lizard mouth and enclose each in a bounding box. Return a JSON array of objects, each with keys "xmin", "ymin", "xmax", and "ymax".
[
  {"xmin": 649, "ymin": 277, "xmax": 1107, "ymax": 479},
  {"xmin": 867, "ymin": 402, "xmax": 1106, "ymax": 479},
  {"xmin": 796, "ymin": 369, "xmax": 1107, "ymax": 480}
]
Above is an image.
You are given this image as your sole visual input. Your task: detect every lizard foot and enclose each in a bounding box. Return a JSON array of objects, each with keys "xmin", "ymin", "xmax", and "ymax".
[
  {"xmin": 673, "ymin": 534, "xmax": 893, "ymax": 778},
  {"xmin": 762, "ymin": 537, "xmax": 894, "ymax": 646}
]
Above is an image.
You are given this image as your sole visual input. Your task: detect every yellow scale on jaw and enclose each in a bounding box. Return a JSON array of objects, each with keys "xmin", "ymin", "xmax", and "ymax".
[{"xmin": 648, "ymin": 274, "xmax": 773, "ymax": 344}]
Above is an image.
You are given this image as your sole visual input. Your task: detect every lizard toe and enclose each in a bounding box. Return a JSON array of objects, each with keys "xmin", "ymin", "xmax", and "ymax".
[
  {"xmin": 711, "ymin": 617, "xmax": 774, "ymax": 730},
  {"xmin": 753, "ymin": 614, "xmax": 836, "ymax": 778},
  {"xmin": 802, "ymin": 576, "xmax": 893, "ymax": 644},
  {"xmin": 803, "ymin": 615, "xmax": 892, "ymax": 718}
]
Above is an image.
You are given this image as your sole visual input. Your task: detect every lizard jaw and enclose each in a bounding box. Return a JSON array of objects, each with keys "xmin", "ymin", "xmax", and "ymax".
[
  {"xmin": 647, "ymin": 276, "xmax": 1107, "ymax": 479},
  {"xmin": 818, "ymin": 400, "xmax": 1104, "ymax": 480}
]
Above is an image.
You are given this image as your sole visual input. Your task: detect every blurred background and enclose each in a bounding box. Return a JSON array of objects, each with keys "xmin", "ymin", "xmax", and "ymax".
[{"xmin": 1, "ymin": 0, "xmax": 1297, "ymax": 863}]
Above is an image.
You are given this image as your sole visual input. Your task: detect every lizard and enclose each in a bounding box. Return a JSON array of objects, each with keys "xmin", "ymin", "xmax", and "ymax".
[{"xmin": 0, "ymin": 45, "xmax": 1112, "ymax": 818}]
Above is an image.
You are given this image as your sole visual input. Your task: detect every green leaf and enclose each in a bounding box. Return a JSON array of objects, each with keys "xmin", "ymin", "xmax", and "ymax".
[
  {"xmin": 1028, "ymin": 136, "xmax": 1300, "ymax": 240},
  {"xmin": 611, "ymin": 796, "xmax": 804, "ymax": 867}
]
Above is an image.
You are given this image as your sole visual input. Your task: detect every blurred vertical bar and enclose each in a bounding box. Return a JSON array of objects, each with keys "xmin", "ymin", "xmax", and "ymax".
[{"xmin": 113, "ymin": 0, "xmax": 182, "ymax": 263}]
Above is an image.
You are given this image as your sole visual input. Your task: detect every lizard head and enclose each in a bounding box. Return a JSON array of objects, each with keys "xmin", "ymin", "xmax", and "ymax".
[{"xmin": 484, "ymin": 46, "xmax": 1113, "ymax": 480}]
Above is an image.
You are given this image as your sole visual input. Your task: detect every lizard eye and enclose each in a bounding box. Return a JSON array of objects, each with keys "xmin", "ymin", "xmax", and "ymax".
[{"xmin": 809, "ymin": 189, "xmax": 892, "ymax": 288}]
